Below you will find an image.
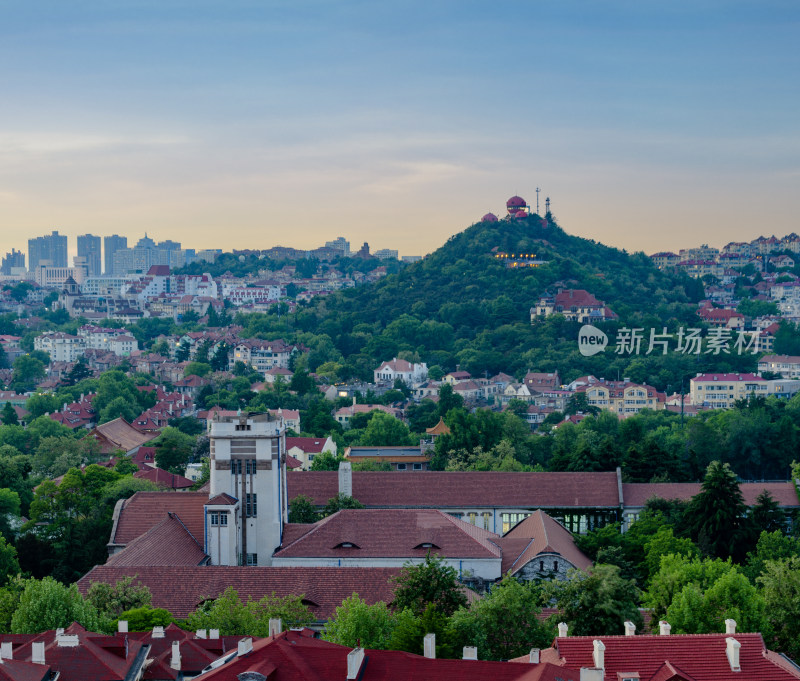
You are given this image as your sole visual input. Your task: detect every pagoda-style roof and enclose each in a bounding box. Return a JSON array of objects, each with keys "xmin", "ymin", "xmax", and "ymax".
[{"xmin": 425, "ymin": 417, "xmax": 451, "ymax": 436}]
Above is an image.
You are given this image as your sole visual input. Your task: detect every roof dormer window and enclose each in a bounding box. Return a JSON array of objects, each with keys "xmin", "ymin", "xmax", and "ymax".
[
  {"xmin": 334, "ymin": 542, "xmax": 360, "ymax": 549},
  {"xmin": 414, "ymin": 542, "xmax": 440, "ymax": 550}
]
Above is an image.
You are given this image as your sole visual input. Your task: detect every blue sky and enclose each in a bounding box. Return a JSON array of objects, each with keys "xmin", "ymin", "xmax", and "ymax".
[{"xmin": 1, "ymin": 1, "xmax": 798, "ymax": 259}]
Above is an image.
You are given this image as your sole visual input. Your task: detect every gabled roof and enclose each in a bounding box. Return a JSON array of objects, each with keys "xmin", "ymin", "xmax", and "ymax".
[
  {"xmin": 77, "ymin": 566, "xmax": 401, "ymax": 620},
  {"xmin": 192, "ymin": 628, "xmax": 579, "ymax": 681},
  {"xmin": 133, "ymin": 466, "xmax": 194, "ymax": 489},
  {"xmin": 499, "ymin": 510, "xmax": 592, "ymax": 575},
  {"xmin": 546, "ymin": 633, "xmax": 800, "ymax": 681},
  {"xmin": 286, "ymin": 437, "xmax": 329, "ymax": 454},
  {"xmin": 274, "ymin": 509, "xmax": 502, "ymax": 560},
  {"xmin": 88, "ymin": 418, "xmax": 156, "ymax": 453},
  {"xmin": 6, "ymin": 625, "xmax": 148, "ymax": 681},
  {"xmin": 111, "ymin": 491, "xmax": 208, "ymax": 546},
  {"xmin": 106, "ymin": 512, "xmax": 208, "ymax": 567}
]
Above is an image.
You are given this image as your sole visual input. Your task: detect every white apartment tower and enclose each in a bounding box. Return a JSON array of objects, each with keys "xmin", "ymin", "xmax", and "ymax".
[{"xmin": 206, "ymin": 412, "xmax": 288, "ymax": 567}]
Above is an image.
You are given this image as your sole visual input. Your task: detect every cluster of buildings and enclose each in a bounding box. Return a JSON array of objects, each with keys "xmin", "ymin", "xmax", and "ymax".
[{"xmin": 1, "ymin": 616, "xmax": 797, "ymax": 681}]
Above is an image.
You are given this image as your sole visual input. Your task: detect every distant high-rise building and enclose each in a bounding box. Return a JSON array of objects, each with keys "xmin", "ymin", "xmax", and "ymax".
[
  {"xmin": 104, "ymin": 235, "xmax": 127, "ymax": 275},
  {"xmin": 325, "ymin": 236, "xmax": 350, "ymax": 257},
  {"xmin": 28, "ymin": 230, "xmax": 67, "ymax": 270},
  {"xmin": 77, "ymin": 234, "xmax": 101, "ymax": 276},
  {"xmin": 373, "ymin": 248, "xmax": 399, "ymax": 260},
  {"xmin": 1, "ymin": 249, "xmax": 25, "ymax": 274}
]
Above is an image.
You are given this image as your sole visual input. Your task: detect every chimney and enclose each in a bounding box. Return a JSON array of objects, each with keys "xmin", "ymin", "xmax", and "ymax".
[
  {"xmin": 118, "ymin": 620, "xmax": 128, "ymax": 633},
  {"xmin": 0, "ymin": 641, "xmax": 12, "ymax": 660},
  {"xmin": 55, "ymin": 628, "xmax": 64, "ymax": 637},
  {"xmin": 659, "ymin": 621, "xmax": 671, "ymax": 635},
  {"xmin": 725, "ymin": 619, "xmax": 737, "ymax": 634},
  {"xmin": 529, "ymin": 648, "xmax": 540, "ymax": 664},
  {"xmin": 57, "ymin": 634, "xmax": 79, "ymax": 647},
  {"xmin": 170, "ymin": 641, "xmax": 181, "ymax": 671},
  {"xmin": 423, "ymin": 633, "xmax": 435, "ymax": 659},
  {"xmin": 462, "ymin": 646, "xmax": 478, "ymax": 660},
  {"xmin": 592, "ymin": 640, "xmax": 605, "ymax": 670},
  {"xmin": 269, "ymin": 619, "xmax": 282, "ymax": 637},
  {"xmin": 210, "ymin": 629, "xmax": 220, "ymax": 639},
  {"xmin": 338, "ymin": 461, "xmax": 353, "ymax": 498},
  {"xmin": 726, "ymin": 637, "xmax": 741, "ymax": 672},
  {"xmin": 624, "ymin": 621, "xmax": 636, "ymax": 636},
  {"xmin": 580, "ymin": 670, "xmax": 604, "ymax": 681},
  {"xmin": 347, "ymin": 648, "xmax": 365, "ymax": 680},
  {"xmin": 237, "ymin": 638, "xmax": 253, "ymax": 656},
  {"xmin": 31, "ymin": 642, "xmax": 45, "ymax": 665},
  {"xmin": 196, "ymin": 629, "xmax": 207, "ymax": 639},
  {"xmin": 558, "ymin": 622, "xmax": 569, "ymax": 638}
]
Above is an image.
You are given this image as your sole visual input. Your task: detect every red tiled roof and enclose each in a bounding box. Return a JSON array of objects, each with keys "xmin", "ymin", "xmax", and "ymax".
[
  {"xmin": 126, "ymin": 623, "xmax": 246, "ymax": 678},
  {"xmin": 286, "ymin": 437, "xmax": 329, "ymax": 454},
  {"xmin": 547, "ymin": 633, "xmax": 800, "ymax": 681},
  {"xmin": 622, "ymin": 482, "xmax": 799, "ymax": 508},
  {"xmin": 553, "ymin": 289, "xmax": 603, "ymax": 308},
  {"xmin": 106, "ymin": 512, "xmax": 207, "ymax": 567},
  {"xmin": 133, "ymin": 467, "xmax": 194, "ymax": 490},
  {"xmin": 275, "ymin": 509, "xmax": 501, "ymax": 560},
  {"xmin": 207, "ymin": 493, "xmax": 237, "ymax": 506},
  {"xmin": 287, "ymin": 471, "xmax": 622, "ymax": 509},
  {"xmin": 500, "ymin": 510, "xmax": 592, "ymax": 575},
  {"xmin": 112, "ymin": 491, "xmax": 208, "ymax": 546},
  {"xmin": 192, "ymin": 628, "xmax": 579, "ymax": 681},
  {"xmin": 7, "ymin": 625, "xmax": 148, "ymax": 681},
  {"xmin": 691, "ymin": 373, "xmax": 764, "ymax": 382},
  {"xmin": 77, "ymin": 566, "xmax": 401, "ymax": 620}
]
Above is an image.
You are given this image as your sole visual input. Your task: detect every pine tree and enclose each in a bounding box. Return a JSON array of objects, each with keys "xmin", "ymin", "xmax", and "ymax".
[
  {"xmin": 0, "ymin": 402, "xmax": 18, "ymax": 426},
  {"xmin": 684, "ymin": 461, "xmax": 750, "ymax": 560}
]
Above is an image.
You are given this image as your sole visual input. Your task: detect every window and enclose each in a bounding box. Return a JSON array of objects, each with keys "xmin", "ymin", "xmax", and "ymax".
[
  {"xmin": 482, "ymin": 512, "xmax": 490, "ymax": 530},
  {"xmin": 396, "ymin": 463, "xmax": 407, "ymax": 471},
  {"xmin": 468, "ymin": 512, "xmax": 476, "ymax": 525},
  {"xmin": 245, "ymin": 459, "xmax": 256, "ymax": 475},
  {"xmin": 220, "ymin": 513, "xmax": 228, "ymax": 526},
  {"xmin": 246, "ymin": 553, "xmax": 258, "ymax": 566},
  {"xmin": 246, "ymin": 493, "xmax": 257, "ymax": 518},
  {"xmin": 413, "ymin": 463, "xmax": 422, "ymax": 470},
  {"xmin": 539, "ymin": 560, "xmax": 545, "ymax": 571},
  {"xmin": 210, "ymin": 512, "xmax": 219, "ymax": 525},
  {"xmin": 553, "ymin": 561, "xmax": 559, "ymax": 572},
  {"xmin": 231, "ymin": 459, "xmax": 242, "ymax": 475}
]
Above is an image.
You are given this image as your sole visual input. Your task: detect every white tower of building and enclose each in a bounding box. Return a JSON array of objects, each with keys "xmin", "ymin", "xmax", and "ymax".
[{"xmin": 206, "ymin": 412, "xmax": 287, "ymax": 566}]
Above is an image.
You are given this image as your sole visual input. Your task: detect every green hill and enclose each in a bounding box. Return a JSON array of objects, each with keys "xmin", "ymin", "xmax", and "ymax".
[{"xmin": 277, "ymin": 213, "xmax": 758, "ymax": 391}]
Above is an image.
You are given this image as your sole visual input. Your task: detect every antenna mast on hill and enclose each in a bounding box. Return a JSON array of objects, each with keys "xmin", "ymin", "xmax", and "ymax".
[
  {"xmin": 545, "ymin": 196, "xmax": 551, "ymax": 215},
  {"xmin": 536, "ymin": 187, "xmax": 541, "ymax": 214}
]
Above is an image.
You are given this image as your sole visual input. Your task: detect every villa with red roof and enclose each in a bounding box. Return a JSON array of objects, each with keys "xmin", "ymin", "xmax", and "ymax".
[
  {"xmin": 286, "ymin": 436, "xmax": 337, "ymax": 470},
  {"xmin": 532, "ymin": 289, "xmax": 617, "ymax": 324}
]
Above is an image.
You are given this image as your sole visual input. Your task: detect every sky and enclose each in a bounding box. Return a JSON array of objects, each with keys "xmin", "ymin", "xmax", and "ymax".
[{"xmin": 1, "ymin": 0, "xmax": 798, "ymax": 261}]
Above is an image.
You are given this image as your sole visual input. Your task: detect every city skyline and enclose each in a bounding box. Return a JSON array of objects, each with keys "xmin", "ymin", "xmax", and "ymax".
[{"xmin": 1, "ymin": 1, "xmax": 798, "ymax": 259}]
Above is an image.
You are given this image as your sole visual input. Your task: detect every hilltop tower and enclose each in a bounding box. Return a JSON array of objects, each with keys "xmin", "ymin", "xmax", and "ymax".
[{"xmin": 206, "ymin": 411, "xmax": 287, "ymax": 566}]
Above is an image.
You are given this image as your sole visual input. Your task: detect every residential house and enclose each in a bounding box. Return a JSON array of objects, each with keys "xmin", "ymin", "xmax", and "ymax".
[
  {"xmin": 580, "ymin": 380, "xmax": 665, "ymax": 415},
  {"xmin": 286, "ymin": 436, "xmax": 337, "ymax": 470},
  {"xmin": 373, "ymin": 358, "xmax": 428, "ymax": 385},
  {"xmin": 758, "ymin": 354, "xmax": 800, "ymax": 378},
  {"xmin": 532, "ymin": 289, "xmax": 616, "ymax": 324},
  {"xmin": 690, "ymin": 372, "xmax": 769, "ymax": 409},
  {"xmin": 334, "ymin": 403, "xmax": 401, "ymax": 428}
]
